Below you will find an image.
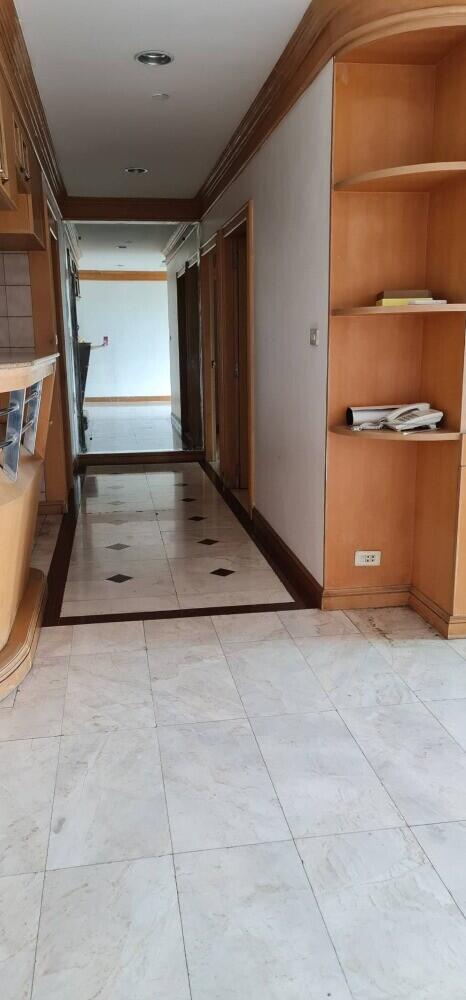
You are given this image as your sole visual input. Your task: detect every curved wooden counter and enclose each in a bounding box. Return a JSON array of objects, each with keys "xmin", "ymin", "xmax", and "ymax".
[{"xmin": 0, "ymin": 351, "xmax": 58, "ymax": 700}]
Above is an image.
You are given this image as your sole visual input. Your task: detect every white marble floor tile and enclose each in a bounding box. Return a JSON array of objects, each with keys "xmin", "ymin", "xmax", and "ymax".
[
  {"xmin": 144, "ymin": 614, "xmax": 218, "ymax": 649},
  {"xmin": 149, "ymin": 649, "xmax": 244, "ymax": 724},
  {"xmin": 0, "ymin": 871, "xmax": 44, "ymax": 1000},
  {"xmin": 0, "ymin": 737, "xmax": 59, "ymax": 875},
  {"xmin": 63, "ymin": 651, "xmax": 155, "ymax": 734},
  {"xmin": 178, "ymin": 588, "xmax": 292, "ymax": 609},
  {"xmin": 48, "ymin": 729, "xmax": 170, "ymax": 869},
  {"xmin": 414, "ymin": 822, "xmax": 466, "ymax": 917},
  {"xmin": 278, "ymin": 608, "xmax": 358, "ymax": 638},
  {"xmin": 212, "ymin": 611, "xmax": 287, "ymax": 645},
  {"xmin": 162, "ymin": 537, "xmax": 258, "ymax": 560},
  {"xmin": 0, "ymin": 658, "xmax": 68, "ymax": 741},
  {"xmin": 424, "ymin": 698, "xmax": 466, "ymax": 750},
  {"xmin": 342, "ymin": 702, "xmax": 466, "ymax": 824},
  {"xmin": 298, "ymin": 827, "xmax": 466, "ymax": 1000},
  {"xmin": 36, "ymin": 626, "xmax": 73, "ymax": 660},
  {"xmin": 71, "ymin": 620, "xmax": 145, "ymax": 654},
  {"xmin": 147, "ymin": 639, "xmax": 223, "ymax": 669},
  {"xmin": 383, "ymin": 641, "xmax": 466, "ymax": 700},
  {"xmin": 252, "ymin": 712, "xmax": 402, "ymax": 837},
  {"xmin": 0, "ymin": 688, "xmax": 16, "ymax": 708},
  {"xmin": 64, "ymin": 570, "xmax": 175, "ymax": 602},
  {"xmin": 169, "ymin": 556, "xmax": 281, "ymax": 596},
  {"xmin": 72, "ymin": 521, "xmax": 162, "ymax": 549},
  {"xmin": 158, "ymin": 719, "xmax": 290, "ymax": 852},
  {"xmin": 225, "ymin": 638, "xmax": 332, "ymax": 716},
  {"xmin": 346, "ymin": 606, "xmax": 441, "ymax": 642},
  {"xmin": 32, "ymin": 857, "xmax": 190, "ymax": 1000},
  {"xmin": 176, "ymin": 841, "xmax": 351, "ymax": 1000},
  {"xmin": 62, "ymin": 595, "xmax": 180, "ymax": 618},
  {"xmin": 67, "ymin": 545, "xmax": 168, "ymax": 575},
  {"xmin": 296, "ymin": 635, "xmax": 416, "ymax": 708}
]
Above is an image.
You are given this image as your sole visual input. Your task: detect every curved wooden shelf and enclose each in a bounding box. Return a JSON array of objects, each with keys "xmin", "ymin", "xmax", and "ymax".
[
  {"xmin": 334, "ymin": 162, "xmax": 466, "ymax": 193},
  {"xmin": 332, "ymin": 305, "xmax": 466, "ymax": 316},
  {"xmin": 331, "ymin": 426, "xmax": 461, "ymax": 442}
]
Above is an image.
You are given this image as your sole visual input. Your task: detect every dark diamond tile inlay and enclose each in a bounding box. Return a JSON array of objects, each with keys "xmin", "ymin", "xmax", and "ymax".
[
  {"xmin": 181, "ymin": 498, "xmax": 196, "ymax": 503},
  {"xmin": 107, "ymin": 574, "xmax": 133, "ymax": 584},
  {"xmin": 211, "ymin": 568, "xmax": 235, "ymax": 577},
  {"xmin": 198, "ymin": 538, "xmax": 219, "ymax": 546},
  {"xmin": 106, "ymin": 543, "xmax": 130, "ymax": 551},
  {"xmin": 189, "ymin": 516, "xmax": 206, "ymax": 522}
]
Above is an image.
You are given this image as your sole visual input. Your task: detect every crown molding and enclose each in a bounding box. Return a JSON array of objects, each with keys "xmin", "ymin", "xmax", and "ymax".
[
  {"xmin": 79, "ymin": 270, "xmax": 167, "ymax": 281},
  {"xmin": 198, "ymin": 0, "xmax": 466, "ymax": 214},
  {"xmin": 0, "ymin": 0, "xmax": 66, "ymax": 202}
]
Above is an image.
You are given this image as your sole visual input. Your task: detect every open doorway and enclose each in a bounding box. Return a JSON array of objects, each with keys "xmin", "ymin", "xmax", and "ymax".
[{"xmin": 70, "ymin": 221, "xmax": 204, "ymax": 456}]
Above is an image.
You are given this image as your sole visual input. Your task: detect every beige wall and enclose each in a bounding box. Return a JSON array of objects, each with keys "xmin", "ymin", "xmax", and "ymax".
[{"xmin": 202, "ymin": 62, "xmax": 333, "ymax": 585}]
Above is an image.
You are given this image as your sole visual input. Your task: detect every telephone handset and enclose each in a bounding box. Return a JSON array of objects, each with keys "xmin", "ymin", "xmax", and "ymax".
[
  {"xmin": 384, "ymin": 403, "xmax": 443, "ymax": 432},
  {"xmin": 353, "ymin": 402, "xmax": 444, "ymax": 434}
]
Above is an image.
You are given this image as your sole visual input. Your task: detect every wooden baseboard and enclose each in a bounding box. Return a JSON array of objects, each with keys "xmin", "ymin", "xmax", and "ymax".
[
  {"xmin": 38, "ymin": 501, "xmax": 67, "ymax": 516},
  {"xmin": 251, "ymin": 508, "xmax": 323, "ymax": 608},
  {"xmin": 322, "ymin": 586, "xmax": 410, "ymax": 611},
  {"xmin": 0, "ymin": 569, "xmax": 47, "ymax": 702},
  {"xmin": 85, "ymin": 396, "xmax": 171, "ymax": 404}
]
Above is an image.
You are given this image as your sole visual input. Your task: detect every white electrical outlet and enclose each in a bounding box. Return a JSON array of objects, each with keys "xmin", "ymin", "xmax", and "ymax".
[{"xmin": 355, "ymin": 550, "xmax": 382, "ymax": 567}]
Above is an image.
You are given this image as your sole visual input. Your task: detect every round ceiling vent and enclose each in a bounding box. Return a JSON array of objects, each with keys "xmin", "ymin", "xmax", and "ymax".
[{"xmin": 135, "ymin": 50, "xmax": 174, "ymax": 66}]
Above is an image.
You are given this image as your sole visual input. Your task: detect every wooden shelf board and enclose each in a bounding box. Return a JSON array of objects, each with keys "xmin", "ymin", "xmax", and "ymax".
[
  {"xmin": 334, "ymin": 163, "xmax": 466, "ymax": 193},
  {"xmin": 331, "ymin": 426, "xmax": 461, "ymax": 443},
  {"xmin": 332, "ymin": 305, "xmax": 466, "ymax": 317}
]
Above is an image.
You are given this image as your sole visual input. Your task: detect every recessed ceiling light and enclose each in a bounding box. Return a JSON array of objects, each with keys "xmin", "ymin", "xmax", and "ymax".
[
  {"xmin": 124, "ymin": 166, "xmax": 148, "ymax": 175},
  {"xmin": 152, "ymin": 92, "xmax": 170, "ymax": 100},
  {"xmin": 135, "ymin": 50, "xmax": 174, "ymax": 66}
]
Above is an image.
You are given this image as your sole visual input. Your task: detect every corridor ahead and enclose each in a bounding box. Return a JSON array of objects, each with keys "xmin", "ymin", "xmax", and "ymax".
[{"xmin": 61, "ymin": 463, "xmax": 293, "ymax": 619}]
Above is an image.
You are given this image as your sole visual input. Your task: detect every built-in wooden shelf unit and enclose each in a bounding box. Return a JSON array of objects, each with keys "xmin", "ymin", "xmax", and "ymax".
[
  {"xmin": 333, "ymin": 305, "xmax": 466, "ymax": 316},
  {"xmin": 324, "ymin": 25, "xmax": 466, "ymax": 636},
  {"xmin": 335, "ymin": 162, "xmax": 466, "ymax": 193},
  {"xmin": 331, "ymin": 427, "xmax": 461, "ymax": 443}
]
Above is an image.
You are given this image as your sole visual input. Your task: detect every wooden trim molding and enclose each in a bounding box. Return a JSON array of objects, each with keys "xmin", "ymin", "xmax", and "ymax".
[
  {"xmin": 198, "ymin": 0, "xmax": 466, "ymax": 214},
  {"xmin": 61, "ymin": 196, "xmax": 201, "ymax": 223},
  {"xmin": 79, "ymin": 270, "xmax": 167, "ymax": 282},
  {"xmin": 85, "ymin": 395, "xmax": 171, "ymax": 403},
  {"xmin": 252, "ymin": 507, "xmax": 322, "ymax": 608},
  {"xmin": 0, "ymin": 0, "xmax": 65, "ymax": 203}
]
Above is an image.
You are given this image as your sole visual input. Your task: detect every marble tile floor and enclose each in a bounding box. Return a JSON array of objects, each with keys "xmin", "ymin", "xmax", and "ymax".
[
  {"xmin": 2, "ymin": 606, "xmax": 466, "ymax": 998},
  {"xmin": 83, "ymin": 401, "xmax": 187, "ymax": 453},
  {"xmin": 30, "ymin": 514, "xmax": 62, "ymax": 576},
  {"xmin": 60, "ymin": 462, "xmax": 293, "ymax": 617}
]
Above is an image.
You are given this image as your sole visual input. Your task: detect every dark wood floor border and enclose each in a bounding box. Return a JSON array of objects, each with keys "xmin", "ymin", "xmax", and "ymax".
[
  {"xmin": 59, "ymin": 601, "xmax": 297, "ymax": 626},
  {"xmin": 42, "ymin": 475, "xmax": 84, "ymax": 626},
  {"xmin": 77, "ymin": 451, "xmax": 204, "ymax": 469},
  {"xmin": 200, "ymin": 460, "xmax": 312, "ymax": 608}
]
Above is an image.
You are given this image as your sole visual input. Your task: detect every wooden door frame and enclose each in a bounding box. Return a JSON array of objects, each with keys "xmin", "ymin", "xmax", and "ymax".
[
  {"xmin": 217, "ymin": 201, "xmax": 255, "ymax": 510},
  {"xmin": 200, "ymin": 235, "xmax": 219, "ymax": 463}
]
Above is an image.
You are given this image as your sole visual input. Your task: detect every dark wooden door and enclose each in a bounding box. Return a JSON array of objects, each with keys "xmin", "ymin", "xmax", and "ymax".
[
  {"xmin": 221, "ymin": 228, "xmax": 249, "ymax": 489},
  {"xmin": 177, "ymin": 264, "xmax": 203, "ymax": 449}
]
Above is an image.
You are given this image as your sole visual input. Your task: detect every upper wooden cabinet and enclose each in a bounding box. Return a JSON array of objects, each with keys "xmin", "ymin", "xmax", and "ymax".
[{"xmin": 0, "ymin": 72, "xmax": 46, "ymax": 249}]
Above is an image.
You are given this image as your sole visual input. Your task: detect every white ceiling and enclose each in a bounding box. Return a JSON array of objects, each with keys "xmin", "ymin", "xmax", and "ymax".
[
  {"xmin": 15, "ymin": 0, "xmax": 310, "ymax": 199},
  {"xmin": 76, "ymin": 223, "xmax": 177, "ymax": 269}
]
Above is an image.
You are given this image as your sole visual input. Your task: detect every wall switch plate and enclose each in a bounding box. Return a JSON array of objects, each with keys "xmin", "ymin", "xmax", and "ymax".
[
  {"xmin": 355, "ymin": 550, "xmax": 382, "ymax": 567},
  {"xmin": 310, "ymin": 328, "xmax": 319, "ymax": 346}
]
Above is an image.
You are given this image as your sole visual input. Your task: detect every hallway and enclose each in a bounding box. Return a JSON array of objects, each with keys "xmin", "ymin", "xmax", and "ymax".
[
  {"xmin": 83, "ymin": 402, "xmax": 186, "ymax": 454},
  {"xmin": 60, "ymin": 463, "xmax": 293, "ymax": 619},
  {"xmin": 3, "ymin": 606, "xmax": 466, "ymax": 998}
]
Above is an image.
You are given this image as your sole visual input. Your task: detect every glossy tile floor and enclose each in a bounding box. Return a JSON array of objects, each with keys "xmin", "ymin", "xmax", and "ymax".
[
  {"xmin": 2, "ymin": 606, "xmax": 466, "ymax": 999},
  {"xmin": 61, "ymin": 463, "xmax": 292, "ymax": 618},
  {"xmin": 83, "ymin": 401, "xmax": 188, "ymax": 453}
]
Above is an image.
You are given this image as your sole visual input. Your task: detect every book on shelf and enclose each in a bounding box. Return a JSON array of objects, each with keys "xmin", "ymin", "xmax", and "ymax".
[{"xmin": 375, "ymin": 289, "xmax": 447, "ymax": 306}]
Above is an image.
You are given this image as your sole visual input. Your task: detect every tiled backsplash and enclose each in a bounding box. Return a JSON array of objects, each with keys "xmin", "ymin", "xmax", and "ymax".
[{"xmin": 0, "ymin": 252, "xmax": 34, "ymax": 349}]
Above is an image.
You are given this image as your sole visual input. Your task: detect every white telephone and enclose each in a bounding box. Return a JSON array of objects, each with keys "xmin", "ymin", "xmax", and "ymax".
[{"xmin": 353, "ymin": 402, "xmax": 444, "ymax": 434}]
